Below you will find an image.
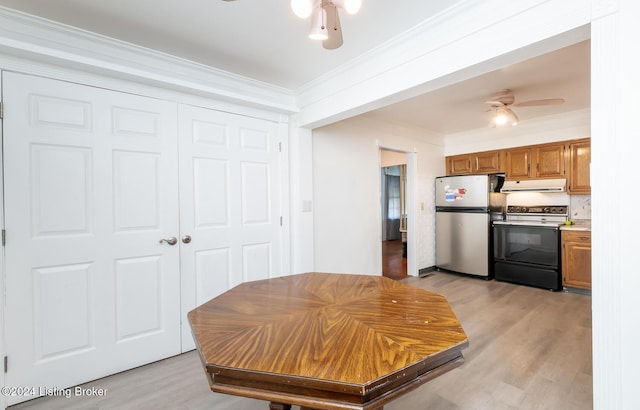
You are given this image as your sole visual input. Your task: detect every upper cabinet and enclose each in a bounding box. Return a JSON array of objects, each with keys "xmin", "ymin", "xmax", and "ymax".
[
  {"xmin": 535, "ymin": 143, "xmax": 565, "ymax": 179},
  {"xmin": 504, "ymin": 143, "xmax": 565, "ymax": 180},
  {"xmin": 474, "ymin": 150, "xmax": 503, "ymax": 174},
  {"xmin": 447, "ymin": 154, "xmax": 473, "ymax": 175},
  {"xmin": 505, "ymin": 147, "xmax": 532, "ymax": 179},
  {"xmin": 567, "ymin": 139, "xmax": 591, "ymax": 194},
  {"xmin": 446, "ymin": 150, "xmax": 503, "ymax": 176},
  {"xmin": 445, "ymin": 138, "xmax": 590, "ymax": 194}
]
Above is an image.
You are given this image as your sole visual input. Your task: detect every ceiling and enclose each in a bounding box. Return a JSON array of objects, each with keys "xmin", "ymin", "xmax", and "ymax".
[{"xmin": 0, "ymin": 0, "xmax": 590, "ymax": 134}]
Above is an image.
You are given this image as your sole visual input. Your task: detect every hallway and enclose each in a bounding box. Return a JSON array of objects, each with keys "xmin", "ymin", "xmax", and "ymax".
[{"xmin": 382, "ymin": 240, "xmax": 407, "ymax": 280}]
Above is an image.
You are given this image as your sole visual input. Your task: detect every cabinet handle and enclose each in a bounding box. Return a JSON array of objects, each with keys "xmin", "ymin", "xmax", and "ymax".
[{"xmin": 580, "ymin": 236, "xmax": 590, "ymax": 241}]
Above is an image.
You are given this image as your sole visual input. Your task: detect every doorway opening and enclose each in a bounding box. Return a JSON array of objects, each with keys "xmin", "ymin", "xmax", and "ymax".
[{"xmin": 380, "ymin": 149, "xmax": 408, "ymax": 279}]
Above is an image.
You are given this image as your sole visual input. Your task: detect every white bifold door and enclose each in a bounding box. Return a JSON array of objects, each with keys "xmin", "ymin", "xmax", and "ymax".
[{"xmin": 2, "ymin": 72, "xmax": 283, "ymax": 404}]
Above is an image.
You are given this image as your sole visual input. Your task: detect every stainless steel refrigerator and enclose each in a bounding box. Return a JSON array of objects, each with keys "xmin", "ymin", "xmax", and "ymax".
[{"xmin": 435, "ymin": 174, "xmax": 505, "ymax": 277}]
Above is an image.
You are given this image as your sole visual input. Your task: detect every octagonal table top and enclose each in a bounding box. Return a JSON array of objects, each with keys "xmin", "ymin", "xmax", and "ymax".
[{"xmin": 188, "ymin": 272, "xmax": 468, "ymax": 409}]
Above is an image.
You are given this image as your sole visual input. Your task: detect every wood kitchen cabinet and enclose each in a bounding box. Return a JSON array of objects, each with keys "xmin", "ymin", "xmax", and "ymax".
[
  {"xmin": 505, "ymin": 147, "xmax": 532, "ymax": 179},
  {"xmin": 567, "ymin": 139, "xmax": 591, "ymax": 194},
  {"xmin": 446, "ymin": 150, "xmax": 503, "ymax": 175},
  {"xmin": 562, "ymin": 230, "xmax": 591, "ymax": 290},
  {"xmin": 445, "ymin": 139, "xmax": 588, "ymax": 190},
  {"xmin": 474, "ymin": 150, "xmax": 503, "ymax": 173},
  {"xmin": 535, "ymin": 143, "xmax": 565, "ymax": 178},
  {"xmin": 447, "ymin": 154, "xmax": 473, "ymax": 175},
  {"xmin": 505, "ymin": 143, "xmax": 565, "ymax": 180}
]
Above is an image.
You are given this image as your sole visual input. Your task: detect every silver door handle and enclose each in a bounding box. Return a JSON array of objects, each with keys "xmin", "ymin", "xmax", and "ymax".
[
  {"xmin": 159, "ymin": 237, "xmax": 178, "ymax": 246},
  {"xmin": 182, "ymin": 235, "xmax": 192, "ymax": 244}
]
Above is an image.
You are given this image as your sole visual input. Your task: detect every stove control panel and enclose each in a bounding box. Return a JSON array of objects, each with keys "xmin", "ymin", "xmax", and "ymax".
[{"xmin": 507, "ymin": 205, "xmax": 568, "ymax": 215}]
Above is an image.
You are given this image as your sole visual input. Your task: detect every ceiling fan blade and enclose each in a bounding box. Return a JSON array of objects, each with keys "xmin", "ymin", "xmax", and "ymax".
[
  {"xmin": 323, "ymin": 5, "xmax": 343, "ymax": 50},
  {"xmin": 514, "ymin": 98, "xmax": 565, "ymax": 107},
  {"xmin": 484, "ymin": 100, "xmax": 508, "ymax": 107},
  {"xmin": 485, "ymin": 90, "xmax": 514, "ymax": 106}
]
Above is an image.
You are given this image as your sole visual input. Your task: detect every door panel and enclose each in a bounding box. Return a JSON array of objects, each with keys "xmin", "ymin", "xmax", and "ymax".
[
  {"xmin": 193, "ymin": 157, "xmax": 229, "ymax": 227},
  {"xmin": 178, "ymin": 104, "xmax": 282, "ymax": 350},
  {"xmin": 3, "ymin": 72, "xmax": 181, "ymax": 404},
  {"xmin": 31, "ymin": 144, "xmax": 92, "ymax": 235},
  {"xmin": 114, "ymin": 256, "xmax": 163, "ymax": 341},
  {"xmin": 34, "ymin": 263, "xmax": 93, "ymax": 360}
]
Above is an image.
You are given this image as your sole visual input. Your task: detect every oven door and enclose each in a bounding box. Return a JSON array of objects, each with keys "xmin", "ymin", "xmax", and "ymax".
[{"xmin": 493, "ymin": 223, "xmax": 559, "ymax": 267}]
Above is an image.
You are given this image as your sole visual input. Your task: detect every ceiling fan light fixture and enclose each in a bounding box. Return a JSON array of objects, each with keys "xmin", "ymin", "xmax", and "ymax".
[
  {"xmin": 497, "ymin": 107, "xmax": 518, "ymax": 126},
  {"xmin": 291, "ymin": 0, "xmax": 313, "ymax": 18},
  {"xmin": 309, "ymin": 7, "xmax": 329, "ymax": 40},
  {"xmin": 490, "ymin": 107, "xmax": 519, "ymax": 127}
]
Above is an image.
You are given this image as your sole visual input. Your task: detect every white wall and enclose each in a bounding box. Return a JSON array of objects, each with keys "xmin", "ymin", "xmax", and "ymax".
[
  {"xmin": 591, "ymin": 1, "xmax": 640, "ymax": 407},
  {"xmin": 288, "ymin": 122, "xmax": 315, "ymax": 274},
  {"xmin": 312, "ymin": 117, "xmax": 444, "ymax": 275}
]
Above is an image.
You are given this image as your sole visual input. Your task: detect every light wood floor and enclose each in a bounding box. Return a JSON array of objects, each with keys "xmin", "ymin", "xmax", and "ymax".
[{"xmin": 10, "ymin": 272, "xmax": 592, "ymax": 410}]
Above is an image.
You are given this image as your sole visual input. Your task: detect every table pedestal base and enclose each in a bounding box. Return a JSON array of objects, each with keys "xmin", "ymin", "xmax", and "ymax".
[{"xmin": 268, "ymin": 403, "xmax": 290, "ymax": 410}]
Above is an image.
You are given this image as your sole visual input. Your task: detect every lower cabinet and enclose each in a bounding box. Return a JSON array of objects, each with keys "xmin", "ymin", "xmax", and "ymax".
[{"xmin": 562, "ymin": 230, "xmax": 592, "ymax": 290}]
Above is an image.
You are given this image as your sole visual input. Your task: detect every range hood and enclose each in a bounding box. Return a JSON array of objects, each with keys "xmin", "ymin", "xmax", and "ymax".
[{"xmin": 501, "ymin": 178, "xmax": 566, "ymax": 193}]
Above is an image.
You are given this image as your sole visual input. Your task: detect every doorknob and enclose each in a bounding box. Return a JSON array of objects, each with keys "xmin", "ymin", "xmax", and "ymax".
[
  {"xmin": 182, "ymin": 235, "xmax": 192, "ymax": 244},
  {"xmin": 159, "ymin": 237, "xmax": 178, "ymax": 246}
]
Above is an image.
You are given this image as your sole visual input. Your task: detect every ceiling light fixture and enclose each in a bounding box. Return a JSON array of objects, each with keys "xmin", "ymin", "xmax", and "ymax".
[
  {"xmin": 291, "ymin": 0, "xmax": 362, "ymax": 49},
  {"xmin": 490, "ymin": 107, "xmax": 519, "ymax": 128}
]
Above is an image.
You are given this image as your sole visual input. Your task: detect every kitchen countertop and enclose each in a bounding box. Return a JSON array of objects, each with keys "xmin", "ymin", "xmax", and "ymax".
[{"xmin": 560, "ymin": 219, "xmax": 591, "ymax": 231}]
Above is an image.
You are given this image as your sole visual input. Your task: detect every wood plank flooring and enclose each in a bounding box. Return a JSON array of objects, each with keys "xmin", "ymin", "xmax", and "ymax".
[
  {"xmin": 382, "ymin": 240, "xmax": 407, "ymax": 279},
  {"xmin": 10, "ymin": 272, "xmax": 592, "ymax": 410}
]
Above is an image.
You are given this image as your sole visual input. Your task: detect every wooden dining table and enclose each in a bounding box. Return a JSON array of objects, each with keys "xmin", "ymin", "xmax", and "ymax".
[{"xmin": 188, "ymin": 272, "xmax": 469, "ymax": 410}]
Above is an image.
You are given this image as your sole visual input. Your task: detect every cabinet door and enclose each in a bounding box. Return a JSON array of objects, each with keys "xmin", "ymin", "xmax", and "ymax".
[
  {"xmin": 505, "ymin": 148, "xmax": 532, "ymax": 179},
  {"xmin": 535, "ymin": 143, "xmax": 565, "ymax": 178},
  {"xmin": 562, "ymin": 231, "xmax": 592, "ymax": 290},
  {"xmin": 473, "ymin": 150, "xmax": 503, "ymax": 173},
  {"xmin": 447, "ymin": 154, "xmax": 472, "ymax": 175},
  {"xmin": 568, "ymin": 139, "xmax": 591, "ymax": 194}
]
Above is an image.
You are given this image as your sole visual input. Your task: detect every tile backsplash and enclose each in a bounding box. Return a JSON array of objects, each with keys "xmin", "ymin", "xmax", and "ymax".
[{"xmin": 569, "ymin": 195, "xmax": 591, "ymax": 220}]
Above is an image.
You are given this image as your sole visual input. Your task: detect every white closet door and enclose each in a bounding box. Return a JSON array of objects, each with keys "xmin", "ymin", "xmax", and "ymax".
[
  {"xmin": 3, "ymin": 72, "xmax": 181, "ymax": 404},
  {"xmin": 178, "ymin": 104, "xmax": 282, "ymax": 350}
]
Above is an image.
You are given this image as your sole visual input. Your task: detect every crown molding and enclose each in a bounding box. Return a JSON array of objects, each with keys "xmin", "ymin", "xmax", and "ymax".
[{"xmin": 0, "ymin": 6, "xmax": 297, "ymax": 114}]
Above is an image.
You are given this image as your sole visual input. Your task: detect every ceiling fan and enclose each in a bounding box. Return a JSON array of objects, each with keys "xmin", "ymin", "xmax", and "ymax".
[
  {"xmin": 291, "ymin": 0, "xmax": 363, "ymax": 50},
  {"xmin": 485, "ymin": 89, "xmax": 565, "ymax": 127},
  {"xmin": 222, "ymin": 1, "xmax": 361, "ymax": 49}
]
